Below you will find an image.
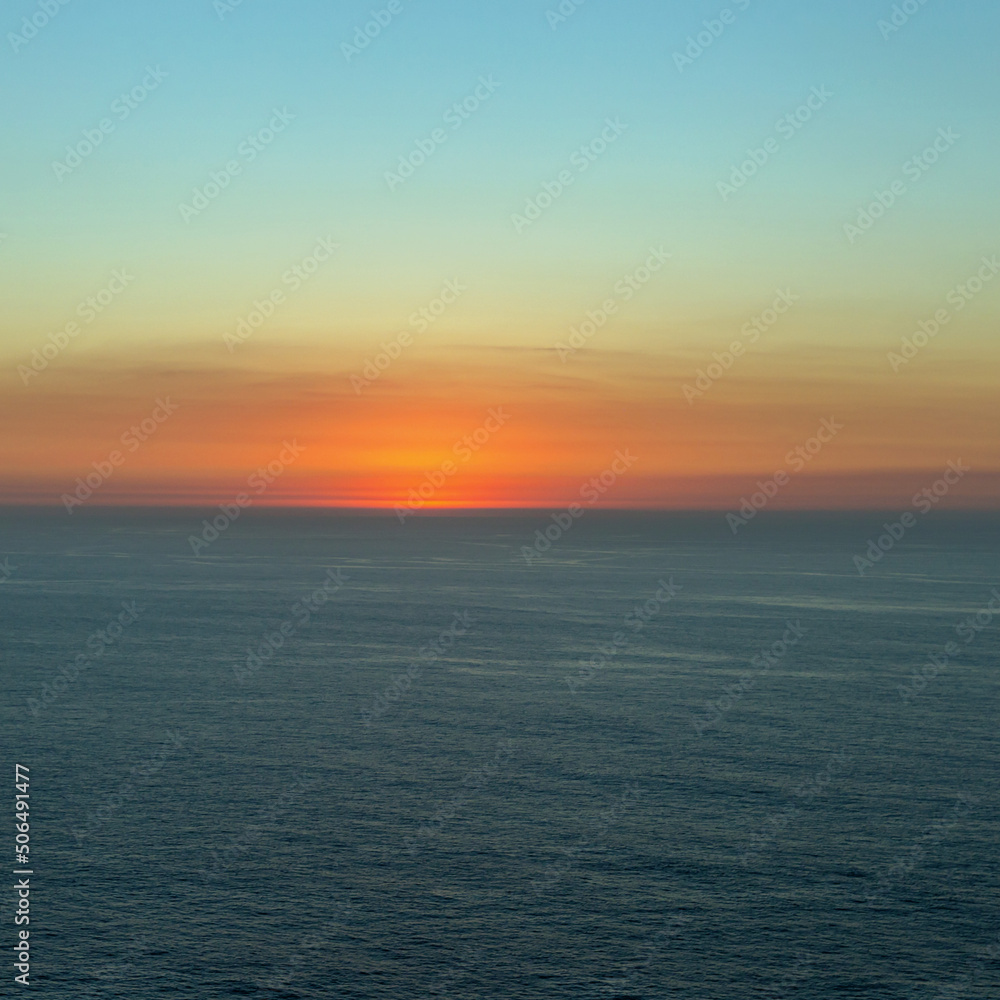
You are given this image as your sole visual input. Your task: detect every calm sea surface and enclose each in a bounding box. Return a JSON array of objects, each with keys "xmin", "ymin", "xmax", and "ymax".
[{"xmin": 1, "ymin": 509, "xmax": 998, "ymax": 998}]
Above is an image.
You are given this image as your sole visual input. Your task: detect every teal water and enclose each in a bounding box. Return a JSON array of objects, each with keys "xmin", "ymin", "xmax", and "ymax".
[{"xmin": 1, "ymin": 509, "xmax": 998, "ymax": 998}]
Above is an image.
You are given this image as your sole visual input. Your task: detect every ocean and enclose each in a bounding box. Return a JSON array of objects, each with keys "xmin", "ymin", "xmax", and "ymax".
[{"xmin": 1, "ymin": 508, "xmax": 998, "ymax": 998}]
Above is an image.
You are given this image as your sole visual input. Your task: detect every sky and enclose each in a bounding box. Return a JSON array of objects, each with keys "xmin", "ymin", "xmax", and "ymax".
[{"xmin": 1, "ymin": 0, "xmax": 998, "ymax": 509}]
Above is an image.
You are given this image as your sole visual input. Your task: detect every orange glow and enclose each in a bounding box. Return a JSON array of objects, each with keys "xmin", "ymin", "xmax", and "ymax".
[{"xmin": 1, "ymin": 346, "xmax": 998, "ymax": 509}]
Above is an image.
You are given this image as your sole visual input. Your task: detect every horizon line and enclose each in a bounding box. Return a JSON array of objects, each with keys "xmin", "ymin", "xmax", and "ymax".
[{"xmin": 3, "ymin": 502, "xmax": 1000, "ymax": 515}]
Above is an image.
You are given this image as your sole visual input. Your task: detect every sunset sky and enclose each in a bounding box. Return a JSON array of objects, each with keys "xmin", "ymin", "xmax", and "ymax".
[{"xmin": 2, "ymin": 0, "xmax": 998, "ymax": 509}]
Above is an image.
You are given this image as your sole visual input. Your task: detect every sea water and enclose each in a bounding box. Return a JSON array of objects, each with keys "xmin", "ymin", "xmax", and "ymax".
[{"xmin": 1, "ymin": 509, "xmax": 997, "ymax": 998}]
